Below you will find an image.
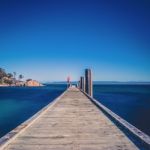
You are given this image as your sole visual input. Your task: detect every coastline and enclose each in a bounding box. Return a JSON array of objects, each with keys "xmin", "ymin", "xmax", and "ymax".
[
  {"xmin": 0, "ymin": 84, "xmax": 10, "ymax": 87},
  {"xmin": 0, "ymin": 84, "xmax": 44, "ymax": 87}
]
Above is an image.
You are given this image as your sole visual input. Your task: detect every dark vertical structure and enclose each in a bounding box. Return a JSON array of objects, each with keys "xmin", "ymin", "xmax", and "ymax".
[
  {"xmin": 78, "ymin": 81, "xmax": 80, "ymax": 89},
  {"xmin": 80, "ymin": 76, "xmax": 85, "ymax": 92},
  {"xmin": 85, "ymin": 69, "xmax": 93, "ymax": 97},
  {"xmin": 67, "ymin": 76, "xmax": 71, "ymax": 88}
]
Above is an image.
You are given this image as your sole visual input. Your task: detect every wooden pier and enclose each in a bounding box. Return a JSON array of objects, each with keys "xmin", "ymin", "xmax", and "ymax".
[{"xmin": 0, "ymin": 87, "xmax": 141, "ymax": 150}]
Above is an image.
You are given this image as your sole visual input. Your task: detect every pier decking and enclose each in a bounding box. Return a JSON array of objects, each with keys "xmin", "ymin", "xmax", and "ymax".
[{"xmin": 1, "ymin": 87, "xmax": 139, "ymax": 150}]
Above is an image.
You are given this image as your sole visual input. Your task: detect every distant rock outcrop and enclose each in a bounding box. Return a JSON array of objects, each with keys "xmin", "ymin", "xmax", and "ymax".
[
  {"xmin": 25, "ymin": 79, "xmax": 42, "ymax": 87},
  {"xmin": 0, "ymin": 67, "xmax": 43, "ymax": 87}
]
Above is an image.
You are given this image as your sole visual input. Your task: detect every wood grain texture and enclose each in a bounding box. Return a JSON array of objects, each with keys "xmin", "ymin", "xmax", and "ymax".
[{"xmin": 3, "ymin": 87, "xmax": 138, "ymax": 150}]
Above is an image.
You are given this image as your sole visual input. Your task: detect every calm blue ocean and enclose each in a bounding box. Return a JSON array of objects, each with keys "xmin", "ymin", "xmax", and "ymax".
[
  {"xmin": 0, "ymin": 84, "xmax": 66, "ymax": 138},
  {"xmin": 0, "ymin": 84, "xmax": 150, "ymax": 138},
  {"xmin": 94, "ymin": 84, "xmax": 150, "ymax": 136}
]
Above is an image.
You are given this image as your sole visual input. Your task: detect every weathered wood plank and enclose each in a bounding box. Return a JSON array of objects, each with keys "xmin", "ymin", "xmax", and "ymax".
[{"xmin": 2, "ymin": 87, "xmax": 138, "ymax": 150}]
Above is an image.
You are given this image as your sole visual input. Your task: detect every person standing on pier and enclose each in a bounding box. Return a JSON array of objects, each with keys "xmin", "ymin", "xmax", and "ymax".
[{"xmin": 67, "ymin": 76, "xmax": 71, "ymax": 88}]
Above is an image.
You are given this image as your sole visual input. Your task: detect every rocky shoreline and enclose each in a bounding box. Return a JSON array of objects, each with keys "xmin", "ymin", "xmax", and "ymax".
[
  {"xmin": 0, "ymin": 80, "xmax": 43, "ymax": 87},
  {"xmin": 0, "ymin": 68, "xmax": 43, "ymax": 87}
]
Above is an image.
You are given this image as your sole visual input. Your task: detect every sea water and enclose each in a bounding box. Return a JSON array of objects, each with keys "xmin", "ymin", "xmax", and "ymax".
[
  {"xmin": 94, "ymin": 84, "xmax": 150, "ymax": 136},
  {"xmin": 0, "ymin": 84, "xmax": 66, "ymax": 138},
  {"xmin": 0, "ymin": 84, "xmax": 150, "ymax": 139}
]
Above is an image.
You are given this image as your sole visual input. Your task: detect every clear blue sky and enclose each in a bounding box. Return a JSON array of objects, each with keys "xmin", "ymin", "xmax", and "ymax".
[{"xmin": 0, "ymin": 0, "xmax": 150, "ymax": 82}]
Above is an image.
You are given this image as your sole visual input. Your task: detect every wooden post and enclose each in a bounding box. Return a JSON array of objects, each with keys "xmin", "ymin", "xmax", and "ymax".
[
  {"xmin": 80, "ymin": 76, "xmax": 85, "ymax": 92},
  {"xmin": 85, "ymin": 69, "xmax": 93, "ymax": 97}
]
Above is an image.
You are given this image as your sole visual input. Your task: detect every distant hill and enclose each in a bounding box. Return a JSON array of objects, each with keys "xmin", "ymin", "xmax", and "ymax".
[
  {"xmin": 93, "ymin": 81, "xmax": 150, "ymax": 85},
  {"xmin": 43, "ymin": 81, "xmax": 150, "ymax": 85}
]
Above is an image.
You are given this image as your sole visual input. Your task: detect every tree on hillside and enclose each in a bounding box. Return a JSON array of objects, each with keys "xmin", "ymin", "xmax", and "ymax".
[
  {"xmin": 19, "ymin": 74, "xmax": 24, "ymax": 81},
  {"xmin": 4, "ymin": 78, "xmax": 13, "ymax": 85},
  {"xmin": 13, "ymin": 72, "xmax": 16, "ymax": 79},
  {"xmin": 0, "ymin": 68, "xmax": 7, "ymax": 84},
  {"xmin": 0, "ymin": 68, "xmax": 6, "ymax": 79},
  {"xmin": 26, "ymin": 79, "xmax": 32, "ymax": 82},
  {"xmin": 7, "ymin": 73, "xmax": 13, "ymax": 78}
]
